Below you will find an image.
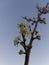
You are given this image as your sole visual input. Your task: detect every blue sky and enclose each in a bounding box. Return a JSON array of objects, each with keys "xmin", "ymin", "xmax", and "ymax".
[{"xmin": 0, "ymin": 0, "xmax": 49, "ymax": 65}]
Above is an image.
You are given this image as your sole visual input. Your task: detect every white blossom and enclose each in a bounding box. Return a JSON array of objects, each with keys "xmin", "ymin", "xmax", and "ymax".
[
  {"xmin": 14, "ymin": 36, "xmax": 20, "ymax": 46},
  {"xmin": 18, "ymin": 22, "xmax": 31, "ymax": 36}
]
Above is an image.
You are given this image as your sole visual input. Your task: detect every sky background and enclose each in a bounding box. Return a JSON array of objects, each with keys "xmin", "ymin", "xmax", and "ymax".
[{"xmin": 0, "ymin": 0, "xmax": 49, "ymax": 65}]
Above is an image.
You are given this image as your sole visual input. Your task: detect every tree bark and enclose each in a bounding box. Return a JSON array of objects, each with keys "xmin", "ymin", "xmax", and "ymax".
[{"xmin": 24, "ymin": 50, "xmax": 31, "ymax": 65}]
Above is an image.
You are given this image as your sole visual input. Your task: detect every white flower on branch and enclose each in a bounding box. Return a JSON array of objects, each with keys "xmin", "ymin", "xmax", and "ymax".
[
  {"xmin": 14, "ymin": 36, "xmax": 20, "ymax": 46},
  {"xmin": 18, "ymin": 22, "xmax": 31, "ymax": 37}
]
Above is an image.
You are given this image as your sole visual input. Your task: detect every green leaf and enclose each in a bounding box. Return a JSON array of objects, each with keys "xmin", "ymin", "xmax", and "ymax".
[
  {"xmin": 36, "ymin": 4, "xmax": 43, "ymax": 13},
  {"xmin": 20, "ymin": 42, "xmax": 24, "ymax": 46},
  {"xmin": 36, "ymin": 35, "xmax": 41, "ymax": 40},
  {"xmin": 39, "ymin": 18, "xmax": 46, "ymax": 24},
  {"xmin": 19, "ymin": 50, "xmax": 24, "ymax": 55},
  {"xmin": 27, "ymin": 45, "xmax": 32, "ymax": 49}
]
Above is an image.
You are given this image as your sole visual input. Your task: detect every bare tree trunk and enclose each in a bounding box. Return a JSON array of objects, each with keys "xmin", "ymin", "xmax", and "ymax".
[{"xmin": 24, "ymin": 50, "xmax": 31, "ymax": 65}]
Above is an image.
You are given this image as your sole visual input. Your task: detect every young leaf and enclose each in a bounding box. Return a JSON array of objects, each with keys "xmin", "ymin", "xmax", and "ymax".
[
  {"xmin": 36, "ymin": 35, "xmax": 41, "ymax": 40},
  {"xmin": 19, "ymin": 50, "xmax": 24, "ymax": 55},
  {"xmin": 27, "ymin": 45, "xmax": 32, "ymax": 49},
  {"xmin": 39, "ymin": 18, "xmax": 46, "ymax": 24},
  {"xmin": 36, "ymin": 4, "xmax": 43, "ymax": 13}
]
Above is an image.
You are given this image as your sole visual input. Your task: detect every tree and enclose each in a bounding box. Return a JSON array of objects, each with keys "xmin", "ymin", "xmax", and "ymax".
[{"xmin": 13, "ymin": 3, "xmax": 49, "ymax": 65}]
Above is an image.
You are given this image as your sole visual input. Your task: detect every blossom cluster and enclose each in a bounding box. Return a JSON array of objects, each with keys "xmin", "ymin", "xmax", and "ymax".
[{"xmin": 18, "ymin": 22, "xmax": 31, "ymax": 37}]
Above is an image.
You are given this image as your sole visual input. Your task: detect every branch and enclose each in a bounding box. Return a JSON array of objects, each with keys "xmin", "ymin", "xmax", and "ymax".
[
  {"xmin": 22, "ymin": 34, "xmax": 26, "ymax": 51},
  {"xmin": 45, "ymin": 2, "xmax": 49, "ymax": 8},
  {"xmin": 29, "ymin": 22, "xmax": 38, "ymax": 47},
  {"xmin": 29, "ymin": 13, "xmax": 41, "ymax": 46}
]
